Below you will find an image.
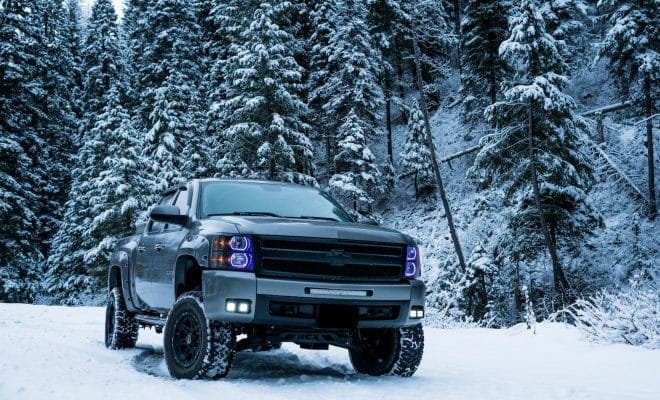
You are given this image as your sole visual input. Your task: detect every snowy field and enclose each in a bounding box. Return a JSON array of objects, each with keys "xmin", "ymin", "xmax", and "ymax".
[{"xmin": 1, "ymin": 304, "xmax": 659, "ymax": 400}]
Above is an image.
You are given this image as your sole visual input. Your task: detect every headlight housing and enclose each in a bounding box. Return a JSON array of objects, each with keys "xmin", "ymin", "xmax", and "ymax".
[
  {"xmin": 209, "ymin": 235, "xmax": 255, "ymax": 271},
  {"xmin": 404, "ymin": 245, "xmax": 421, "ymax": 279}
]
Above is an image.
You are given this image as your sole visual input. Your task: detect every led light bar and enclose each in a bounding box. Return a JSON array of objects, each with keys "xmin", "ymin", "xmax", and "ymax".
[{"xmin": 308, "ymin": 288, "xmax": 370, "ymax": 297}]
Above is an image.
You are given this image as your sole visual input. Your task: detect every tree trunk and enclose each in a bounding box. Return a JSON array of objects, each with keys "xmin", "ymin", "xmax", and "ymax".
[
  {"xmin": 386, "ymin": 93, "xmax": 393, "ymax": 164},
  {"xmin": 325, "ymin": 133, "xmax": 334, "ymax": 176},
  {"xmin": 396, "ymin": 51, "xmax": 405, "ymax": 101},
  {"xmin": 526, "ymin": 102, "xmax": 570, "ymax": 293},
  {"xmin": 453, "ymin": 0, "xmax": 462, "ymax": 77},
  {"xmin": 596, "ymin": 115, "xmax": 605, "ymax": 144},
  {"xmin": 644, "ymin": 75, "xmax": 657, "ymax": 219},
  {"xmin": 413, "ymin": 38, "xmax": 466, "ymax": 272}
]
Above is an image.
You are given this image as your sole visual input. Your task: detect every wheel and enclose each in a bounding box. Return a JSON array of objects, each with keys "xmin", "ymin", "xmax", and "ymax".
[
  {"xmin": 349, "ymin": 324, "xmax": 424, "ymax": 377},
  {"xmin": 163, "ymin": 292, "xmax": 235, "ymax": 379},
  {"xmin": 105, "ymin": 287, "xmax": 139, "ymax": 349}
]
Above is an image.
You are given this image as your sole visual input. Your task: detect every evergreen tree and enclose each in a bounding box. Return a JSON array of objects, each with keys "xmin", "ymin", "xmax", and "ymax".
[
  {"xmin": 598, "ymin": 0, "xmax": 658, "ymax": 218},
  {"xmin": 399, "ymin": 100, "xmax": 435, "ymax": 196},
  {"xmin": 460, "ymin": 0, "xmax": 510, "ymax": 124},
  {"xmin": 62, "ymin": 0, "xmax": 84, "ymax": 120},
  {"xmin": 216, "ymin": 1, "xmax": 315, "ymax": 184},
  {"xmin": 330, "ymin": 111, "xmax": 382, "ymax": 214},
  {"xmin": 137, "ymin": 0, "xmax": 207, "ymax": 192},
  {"xmin": 308, "ymin": 0, "xmax": 385, "ymax": 193},
  {"xmin": 45, "ymin": 85, "xmax": 148, "ymax": 302},
  {"xmin": 36, "ymin": 0, "xmax": 80, "ymax": 259},
  {"xmin": 80, "ymin": 0, "xmax": 126, "ymax": 131},
  {"xmin": 82, "ymin": 87, "xmax": 148, "ymax": 281},
  {"xmin": 45, "ymin": 0, "xmax": 127, "ymax": 302},
  {"xmin": 469, "ymin": 0, "xmax": 600, "ymax": 307},
  {"xmin": 541, "ymin": 0, "xmax": 589, "ymax": 68},
  {"xmin": 0, "ymin": 0, "xmax": 50, "ymax": 302},
  {"xmin": 121, "ymin": 0, "xmax": 149, "ymax": 111}
]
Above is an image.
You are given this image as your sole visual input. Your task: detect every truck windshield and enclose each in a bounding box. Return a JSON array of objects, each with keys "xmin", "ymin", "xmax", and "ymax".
[{"xmin": 200, "ymin": 181, "xmax": 353, "ymax": 222}]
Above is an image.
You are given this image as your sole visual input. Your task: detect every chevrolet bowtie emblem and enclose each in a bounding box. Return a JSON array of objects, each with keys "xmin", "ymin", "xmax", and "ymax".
[{"xmin": 327, "ymin": 249, "xmax": 349, "ymax": 257}]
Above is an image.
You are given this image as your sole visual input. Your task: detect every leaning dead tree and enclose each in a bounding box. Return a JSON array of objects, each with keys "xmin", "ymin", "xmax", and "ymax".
[
  {"xmin": 581, "ymin": 101, "xmax": 632, "ymax": 144},
  {"xmin": 412, "ymin": 37, "xmax": 467, "ymax": 272}
]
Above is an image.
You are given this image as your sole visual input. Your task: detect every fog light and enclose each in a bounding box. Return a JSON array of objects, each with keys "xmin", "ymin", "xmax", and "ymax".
[
  {"xmin": 226, "ymin": 299, "xmax": 251, "ymax": 314},
  {"xmin": 409, "ymin": 306, "xmax": 424, "ymax": 319}
]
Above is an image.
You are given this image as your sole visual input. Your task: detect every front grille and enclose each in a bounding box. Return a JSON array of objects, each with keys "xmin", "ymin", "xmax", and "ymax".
[{"xmin": 256, "ymin": 236, "xmax": 405, "ymax": 282}]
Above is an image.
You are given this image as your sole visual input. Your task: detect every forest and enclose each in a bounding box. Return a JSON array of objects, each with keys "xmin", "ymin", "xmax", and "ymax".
[{"xmin": 0, "ymin": 0, "xmax": 657, "ymax": 343}]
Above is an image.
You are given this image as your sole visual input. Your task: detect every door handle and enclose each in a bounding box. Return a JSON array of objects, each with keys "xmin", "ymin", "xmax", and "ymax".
[
  {"xmin": 137, "ymin": 246, "xmax": 146, "ymax": 252},
  {"xmin": 155, "ymin": 243, "xmax": 164, "ymax": 251}
]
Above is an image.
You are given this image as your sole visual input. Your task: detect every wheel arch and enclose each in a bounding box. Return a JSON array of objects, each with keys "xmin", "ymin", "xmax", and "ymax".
[
  {"xmin": 108, "ymin": 265, "xmax": 122, "ymax": 290},
  {"xmin": 174, "ymin": 255, "xmax": 203, "ymax": 299}
]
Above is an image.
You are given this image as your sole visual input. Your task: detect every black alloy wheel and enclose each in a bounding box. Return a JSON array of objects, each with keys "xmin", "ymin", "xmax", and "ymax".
[
  {"xmin": 171, "ymin": 311, "xmax": 203, "ymax": 368},
  {"xmin": 163, "ymin": 292, "xmax": 235, "ymax": 379}
]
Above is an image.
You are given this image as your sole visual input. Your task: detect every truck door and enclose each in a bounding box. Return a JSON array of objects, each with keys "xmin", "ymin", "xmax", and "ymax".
[
  {"xmin": 150, "ymin": 187, "xmax": 191, "ymax": 310},
  {"xmin": 134, "ymin": 191, "xmax": 176, "ymax": 308}
]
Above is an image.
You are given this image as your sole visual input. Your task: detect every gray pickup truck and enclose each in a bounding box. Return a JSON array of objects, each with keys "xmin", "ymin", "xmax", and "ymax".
[{"xmin": 105, "ymin": 179, "xmax": 425, "ymax": 379}]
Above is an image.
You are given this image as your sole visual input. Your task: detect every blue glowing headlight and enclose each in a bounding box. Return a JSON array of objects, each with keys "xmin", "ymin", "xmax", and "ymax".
[
  {"xmin": 229, "ymin": 252, "xmax": 253, "ymax": 269},
  {"xmin": 405, "ymin": 245, "xmax": 420, "ymax": 278},
  {"xmin": 229, "ymin": 235, "xmax": 252, "ymax": 252},
  {"xmin": 210, "ymin": 235, "xmax": 255, "ymax": 271}
]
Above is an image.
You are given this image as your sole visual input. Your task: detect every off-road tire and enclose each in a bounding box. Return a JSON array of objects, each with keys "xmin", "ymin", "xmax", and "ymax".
[
  {"xmin": 349, "ymin": 324, "xmax": 424, "ymax": 377},
  {"xmin": 105, "ymin": 287, "xmax": 139, "ymax": 349},
  {"xmin": 163, "ymin": 292, "xmax": 235, "ymax": 379}
]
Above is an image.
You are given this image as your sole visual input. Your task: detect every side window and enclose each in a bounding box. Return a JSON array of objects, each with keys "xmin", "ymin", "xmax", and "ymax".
[
  {"xmin": 174, "ymin": 188, "xmax": 189, "ymax": 210},
  {"xmin": 159, "ymin": 192, "xmax": 176, "ymax": 205},
  {"xmin": 148, "ymin": 220, "xmax": 165, "ymax": 234}
]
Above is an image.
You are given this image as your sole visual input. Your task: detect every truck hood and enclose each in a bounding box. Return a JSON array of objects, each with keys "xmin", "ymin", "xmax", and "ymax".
[{"xmin": 203, "ymin": 216, "xmax": 412, "ymax": 244}]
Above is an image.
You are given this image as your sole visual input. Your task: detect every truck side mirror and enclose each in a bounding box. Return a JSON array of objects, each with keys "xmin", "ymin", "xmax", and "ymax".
[{"xmin": 150, "ymin": 205, "xmax": 189, "ymax": 225}]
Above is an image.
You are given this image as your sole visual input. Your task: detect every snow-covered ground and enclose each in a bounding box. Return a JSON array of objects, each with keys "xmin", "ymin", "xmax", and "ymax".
[{"xmin": 1, "ymin": 304, "xmax": 658, "ymax": 400}]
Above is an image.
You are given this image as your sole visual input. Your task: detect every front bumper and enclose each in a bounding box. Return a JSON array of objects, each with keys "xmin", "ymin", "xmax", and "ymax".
[{"xmin": 202, "ymin": 270, "xmax": 425, "ymax": 328}]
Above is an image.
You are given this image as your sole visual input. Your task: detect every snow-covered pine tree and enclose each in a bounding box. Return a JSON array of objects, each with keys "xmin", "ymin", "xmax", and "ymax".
[
  {"xmin": 330, "ymin": 110, "xmax": 382, "ymax": 214},
  {"xmin": 402, "ymin": 0, "xmax": 454, "ymax": 86},
  {"xmin": 366, "ymin": 0, "xmax": 408, "ymax": 162},
  {"xmin": 469, "ymin": 0, "xmax": 601, "ymax": 309},
  {"xmin": 203, "ymin": 0, "xmax": 248, "ymax": 149},
  {"xmin": 45, "ymin": 87, "xmax": 147, "ymax": 302},
  {"xmin": 45, "ymin": 0, "xmax": 127, "ymax": 303},
  {"xmin": 308, "ymin": 0, "xmax": 384, "ymax": 167},
  {"xmin": 541, "ymin": 0, "xmax": 588, "ymax": 69},
  {"xmin": 80, "ymin": 0, "xmax": 126, "ymax": 133},
  {"xmin": 138, "ymin": 0, "xmax": 207, "ymax": 192},
  {"xmin": 460, "ymin": 0, "xmax": 510, "ymax": 124},
  {"xmin": 399, "ymin": 100, "xmax": 435, "ymax": 196},
  {"xmin": 35, "ymin": 0, "xmax": 81, "ymax": 260},
  {"xmin": 215, "ymin": 1, "xmax": 315, "ymax": 184},
  {"xmin": 62, "ymin": 0, "xmax": 84, "ymax": 120},
  {"xmin": 306, "ymin": 0, "xmax": 340, "ymax": 173},
  {"xmin": 82, "ymin": 87, "xmax": 149, "ymax": 283},
  {"xmin": 121, "ymin": 0, "xmax": 148, "ymax": 107},
  {"xmin": 598, "ymin": 0, "xmax": 658, "ymax": 219},
  {"xmin": 0, "ymin": 0, "xmax": 51, "ymax": 302}
]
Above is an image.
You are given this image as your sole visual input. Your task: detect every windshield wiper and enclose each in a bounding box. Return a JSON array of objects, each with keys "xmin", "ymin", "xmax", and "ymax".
[
  {"xmin": 294, "ymin": 215, "xmax": 340, "ymax": 222},
  {"xmin": 207, "ymin": 211, "xmax": 283, "ymax": 218}
]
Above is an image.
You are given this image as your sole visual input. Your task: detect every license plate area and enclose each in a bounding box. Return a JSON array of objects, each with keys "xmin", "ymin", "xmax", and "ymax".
[{"xmin": 317, "ymin": 305, "xmax": 359, "ymax": 329}]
